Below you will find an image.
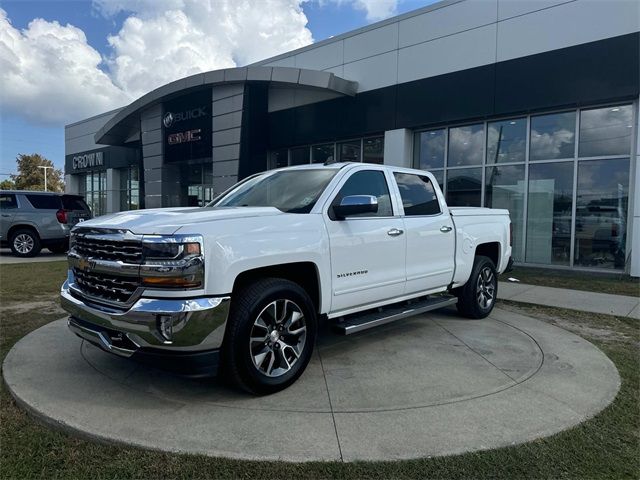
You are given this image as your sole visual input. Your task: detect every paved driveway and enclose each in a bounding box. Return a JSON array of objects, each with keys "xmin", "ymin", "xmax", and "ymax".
[{"xmin": 0, "ymin": 248, "xmax": 66, "ymax": 265}]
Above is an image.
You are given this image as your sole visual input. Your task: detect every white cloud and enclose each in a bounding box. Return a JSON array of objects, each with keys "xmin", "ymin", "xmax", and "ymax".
[
  {"xmin": 351, "ymin": 0, "xmax": 398, "ymax": 20},
  {"xmin": 322, "ymin": 0, "xmax": 398, "ymax": 20},
  {"xmin": 97, "ymin": 0, "xmax": 313, "ymax": 98},
  {"xmin": 0, "ymin": 1, "xmax": 313, "ymax": 125},
  {"xmin": 0, "ymin": 9, "xmax": 130, "ymax": 125}
]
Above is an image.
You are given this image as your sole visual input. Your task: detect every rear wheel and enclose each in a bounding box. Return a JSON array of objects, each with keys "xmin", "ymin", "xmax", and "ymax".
[
  {"xmin": 10, "ymin": 228, "xmax": 41, "ymax": 257},
  {"xmin": 455, "ymin": 255, "xmax": 497, "ymax": 319},
  {"xmin": 222, "ymin": 278, "xmax": 317, "ymax": 395}
]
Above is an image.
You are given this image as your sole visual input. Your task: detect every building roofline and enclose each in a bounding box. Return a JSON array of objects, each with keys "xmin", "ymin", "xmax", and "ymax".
[{"xmin": 65, "ymin": 106, "xmax": 126, "ymax": 129}]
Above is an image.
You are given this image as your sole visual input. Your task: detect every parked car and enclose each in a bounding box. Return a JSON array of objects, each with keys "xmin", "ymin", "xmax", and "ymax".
[
  {"xmin": 61, "ymin": 163, "xmax": 512, "ymax": 394},
  {"xmin": 0, "ymin": 191, "xmax": 92, "ymax": 257}
]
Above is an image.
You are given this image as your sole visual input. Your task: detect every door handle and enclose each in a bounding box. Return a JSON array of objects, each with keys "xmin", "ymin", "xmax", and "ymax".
[
  {"xmin": 387, "ymin": 228, "xmax": 404, "ymax": 237},
  {"xmin": 440, "ymin": 225, "xmax": 453, "ymax": 233}
]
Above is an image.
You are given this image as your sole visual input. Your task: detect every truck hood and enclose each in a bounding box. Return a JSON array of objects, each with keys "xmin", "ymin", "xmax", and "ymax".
[{"xmin": 74, "ymin": 206, "xmax": 284, "ymax": 235}]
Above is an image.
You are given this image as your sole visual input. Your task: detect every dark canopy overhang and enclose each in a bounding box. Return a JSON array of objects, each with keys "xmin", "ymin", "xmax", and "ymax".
[{"xmin": 95, "ymin": 66, "xmax": 358, "ymax": 145}]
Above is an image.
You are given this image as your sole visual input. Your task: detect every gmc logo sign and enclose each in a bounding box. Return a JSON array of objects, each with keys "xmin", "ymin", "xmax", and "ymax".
[{"xmin": 167, "ymin": 129, "xmax": 202, "ymax": 145}]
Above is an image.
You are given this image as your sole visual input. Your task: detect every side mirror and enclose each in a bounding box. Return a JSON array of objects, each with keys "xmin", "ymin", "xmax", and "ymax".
[{"xmin": 333, "ymin": 195, "xmax": 378, "ymax": 220}]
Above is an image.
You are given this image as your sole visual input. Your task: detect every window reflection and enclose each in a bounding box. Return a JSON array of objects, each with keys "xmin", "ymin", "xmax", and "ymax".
[
  {"xmin": 338, "ymin": 140, "xmax": 361, "ymax": 162},
  {"xmin": 290, "ymin": 146, "xmax": 310, "ymax": 165},
  {"xmin": 448, "ymin": 124, "xmax": 484, "ymax": 166},
  {"xmin": 574, "ymin": 158, "xmax": 629, "ymax": 269},
  {"xmin": 485, "ymin": 165, "xmax": 525, "ymax": 261},
  {"xmin": 486, "ymin": 118, "xmax": 526, "ymax": 164},
  {"xmin": 270, "ymin": 149, "xmax": 288, "ymax": 168},
  {"xmin": 446, "ymin": 168, "xmax": 482, "ymax": 206},
  {"xmin": 526, "ymin": 162, "xmax": 573, "ymax": 265},
  {"xmin": 530, "ymin": 111, "xmax": 576, "ymax": 161},
  {"xmin": 415, "ymin": 129, "xmax": 445, "ymax": 169},
  {"xmin": 430, "ymin": 170, "xmax": 444, "ymax": 191},
  {"xmin": 363, "ymin": 137, "xmax": 384, "ymax": 164},
  {"xmin": 312, "ymin": 144, "xmax": 334, "ymax": 164},
  {"xmin": 579, "ymin": 105, "xmax": 632, "ymax": 157}
]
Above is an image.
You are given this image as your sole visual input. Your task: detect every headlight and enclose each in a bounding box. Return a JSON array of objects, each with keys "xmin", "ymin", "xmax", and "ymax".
[
  {"xmin": 142, "ymin": 242, "xmax": 200, "ymax": 260},
  {"xmin": 140, "ymin": 235, "xmax": 204, "ymax": 289}
]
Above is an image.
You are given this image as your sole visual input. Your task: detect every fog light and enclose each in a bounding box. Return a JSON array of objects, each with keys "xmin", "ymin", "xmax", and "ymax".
[{"xmin": 158, "ymin": 315, "xmax": 173, "ymax": 341}]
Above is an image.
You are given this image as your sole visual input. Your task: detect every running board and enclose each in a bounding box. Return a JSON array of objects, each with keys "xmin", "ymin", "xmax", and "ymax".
[{"xmin": 335, "ymin": 295, "xmax": 458, "ymax": 335}]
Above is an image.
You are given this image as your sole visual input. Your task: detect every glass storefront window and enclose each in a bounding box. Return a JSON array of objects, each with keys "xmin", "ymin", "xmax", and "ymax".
[
  {"xmin": 312, "ymin": 144, "xmax": 335, "ymax": 164},
  {"xmin": 485, "ymin": 165, "xmax": 525, "ymax": 261},
  {"xmin": 410, "ymin": 103, "xmax": 633, "ymax": 271},
  {"xmin": 525, "ymin": 162, "xmax": 573, "ymax": 266},
  {"xmin": 119, "ymin": 166, "xmax": 140, "ymax": 211},
  {"xmin": 338, "ymin": 140, "xmax": 361, "ymax": 162},
  {"xmin": 363, "ymin": 137, "xmax": 384, "ymax": 164},
  {"xmin": 290, "ymin": 147, "xmax": 310, "ymax": 165},
  {"xmin": 579, "ymin": 105, "xmax": 633, "ymax": 157},
  {"xmin": 446, "ymin": 168, "xmax": 482, "ymax": 206},
  {"xmin": 486, "ymin": 118, "xmax": 526, "ymax": 164},
  {"xmin": 83, "ymin": 171, "xmax": 106, "ymax": 216},
  {"xmin": 448, "ymin": 124, "xmax": 484, "ymax": 166},
  {"xmin": 574, "ymin": 158, "xmax": 629, "ymax": 269},
  {"xmin": 415, "ymin": 129, "xmax": 445, "ymax": 170},
  {"xmin": 530, "ymin": 111, "xmax": 576, "ymax": 161}
]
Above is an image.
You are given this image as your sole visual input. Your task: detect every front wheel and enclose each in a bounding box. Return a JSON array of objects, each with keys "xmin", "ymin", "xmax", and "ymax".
[
  {"xmin": 222, "ymin": 278, "xmax": 317, "ymax": 395},
  {"xmin": 455, "ymin": 255, "xmax": 498, "ymax": 319}
]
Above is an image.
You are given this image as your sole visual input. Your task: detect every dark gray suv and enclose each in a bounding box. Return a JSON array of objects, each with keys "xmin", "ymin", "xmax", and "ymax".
[{"xmin": 0, "ymin": 191, "xmax": 92, "ymax": 257}]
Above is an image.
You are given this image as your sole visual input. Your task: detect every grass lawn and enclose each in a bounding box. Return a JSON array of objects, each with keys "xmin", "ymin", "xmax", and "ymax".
[
  {"xmin": 505, "ymin": 265, "xmax": 639, "ymax": 297},
  {"xmin": 1, "ymin": 261, "xmax": 639, "ymax": 479}
]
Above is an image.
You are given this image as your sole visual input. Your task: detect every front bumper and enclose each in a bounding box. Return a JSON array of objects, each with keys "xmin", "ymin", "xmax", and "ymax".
[{"xmin": 61, "ymin": 281, "xmax": 230, "ymax": 377}]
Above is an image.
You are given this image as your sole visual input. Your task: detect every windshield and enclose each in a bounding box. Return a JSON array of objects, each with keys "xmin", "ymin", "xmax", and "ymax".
[{"xmin": 210, "ymin": 169, "xmax": 337, "ymax": 213}]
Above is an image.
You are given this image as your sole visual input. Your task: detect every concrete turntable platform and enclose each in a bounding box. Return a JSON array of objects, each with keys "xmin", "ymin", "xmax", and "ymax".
[{"xmin": 3, "ymin": 307, "xmax": 619, "ymax": 462}]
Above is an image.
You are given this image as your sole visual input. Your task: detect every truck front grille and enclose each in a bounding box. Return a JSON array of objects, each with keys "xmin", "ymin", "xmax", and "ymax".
[
  {"xmin": 73, "ymin": 268, "xmax": 140, "ymax": 304},
  {"xmin": 74, "ymin": 236, "xmax": 143, "ymax": 264}
]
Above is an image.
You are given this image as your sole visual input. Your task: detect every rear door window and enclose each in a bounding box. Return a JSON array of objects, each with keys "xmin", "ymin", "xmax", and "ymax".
[
  {"xmin": 62, "ymin": 195, "xmax": 90, "ymax": 211},
  {"xmin": 0, "ymin": 194, "xmax": 17, "ymax": 209},
  {"xmin": 25, "ymin": 194, "xmax": 62, "ymax": 210},
  {"xmin": 394, "ymin": 172, "xmax": 441, "ymax": 216}
]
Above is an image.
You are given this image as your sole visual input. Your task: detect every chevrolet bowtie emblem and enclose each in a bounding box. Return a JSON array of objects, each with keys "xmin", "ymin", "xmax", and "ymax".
[{"xmin": 78, "ymin": 258, "xmax": 96, "ymax": 272}]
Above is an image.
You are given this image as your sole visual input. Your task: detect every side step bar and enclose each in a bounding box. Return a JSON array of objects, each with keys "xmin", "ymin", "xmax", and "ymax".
[{"xmin": 335, "ymin": 295, "xmax": 458, "ymax": 335}]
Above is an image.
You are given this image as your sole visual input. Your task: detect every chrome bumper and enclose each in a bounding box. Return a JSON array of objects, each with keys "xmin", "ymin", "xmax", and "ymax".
[{"xmin": 61, "ymin": 281, "xmax": 230, "ymax": 355}]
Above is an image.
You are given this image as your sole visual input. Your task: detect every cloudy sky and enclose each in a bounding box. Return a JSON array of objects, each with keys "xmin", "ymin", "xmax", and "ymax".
[{"xmin": 0, "ymin": 0, "xmax": 435, "ymax": 177}]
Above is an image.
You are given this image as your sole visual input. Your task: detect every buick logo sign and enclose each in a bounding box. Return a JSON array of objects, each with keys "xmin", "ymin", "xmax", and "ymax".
[
  {"xmin": 163, "ymin": 107, "xmax": 206, "ymax": 129},
  {"xmin": 163, "ymin": 112, "xmax": 174, "ymax": 128}
]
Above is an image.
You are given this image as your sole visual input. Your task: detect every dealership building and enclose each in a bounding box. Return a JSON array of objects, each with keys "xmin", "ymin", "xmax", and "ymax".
[{"xmin": 64, "ymin": 0, "xmax": 640, "ymax": 276}]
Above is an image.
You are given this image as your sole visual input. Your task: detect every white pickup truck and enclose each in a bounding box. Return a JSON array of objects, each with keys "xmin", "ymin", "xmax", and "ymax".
[{"xmin": 61, "ymin": 163, "xmax": 512, "ymax": 394}]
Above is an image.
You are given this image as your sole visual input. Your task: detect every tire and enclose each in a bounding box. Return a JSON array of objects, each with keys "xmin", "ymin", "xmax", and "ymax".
[
  {"xmin": 222, "ymin": 278, "xmax": 317, "ymax": 395},
  {"xmin": 48, "ymin": 243, "xmax": 68, "ymax": 254},
  {"xmin": 10, "ymin": 228, "xmax": 41, "ymax": 257},
  {"xmin": 455, "ymin": 255, "xmax": 498, "ymax": 319}
]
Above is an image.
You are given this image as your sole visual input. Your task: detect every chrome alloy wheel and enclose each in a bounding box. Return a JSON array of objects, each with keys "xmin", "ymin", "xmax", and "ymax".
[
  {"xmin": 476, "ymin": 266, "xmax": 496, "ymax": 309},
  {"xmin": 249, "ymin": 299, "xmax": 307, "ymax": 378},
  {"xmin": 13, "ymin": 234, "xmax": 34, "ymax": 254}
]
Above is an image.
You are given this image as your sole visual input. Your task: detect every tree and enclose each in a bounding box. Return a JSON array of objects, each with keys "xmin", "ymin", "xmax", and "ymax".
[
  {"xmin": 0, "ymin": 178, "xmax": 15, "ymax": 190},
  {"xmin": 11, "ymin": 154, "xmax": 64, "ymax": 192}
]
